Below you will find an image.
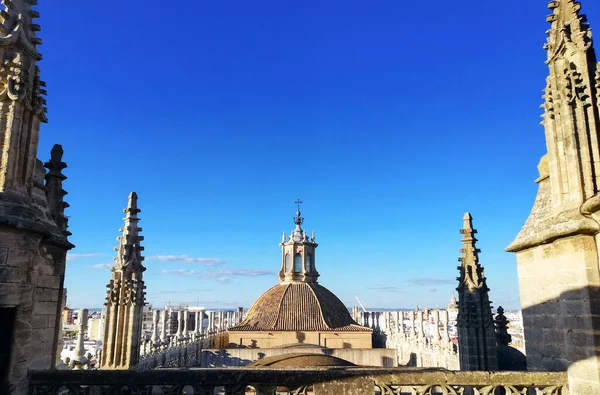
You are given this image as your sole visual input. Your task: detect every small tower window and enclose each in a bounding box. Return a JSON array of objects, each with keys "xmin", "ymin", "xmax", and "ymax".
[
  {"xmin": 294, "ymin": 254, "xmax": 302, "ymax": 272},
  {"xmin": 306, "ymin": 254, "xmax": 312, "ymax": 272},
  {"xmin": 285, "ymin": 254, "xmax": 291, "ymax": 272}
]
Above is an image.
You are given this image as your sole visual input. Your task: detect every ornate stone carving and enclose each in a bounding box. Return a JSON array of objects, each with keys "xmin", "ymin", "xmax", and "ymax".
[{"xmin": 0, "ymin": 52, "xmax": 27, "ymax": 100}]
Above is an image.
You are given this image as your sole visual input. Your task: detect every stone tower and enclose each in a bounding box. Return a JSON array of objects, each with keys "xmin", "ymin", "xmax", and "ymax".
[
  {"xmin": 0, "ymin": 0, "xmax": 73, "ymax": 393},
  {"xmin": 507, "ymin": 1, "xmax": 600, "ymax": 393},
  {"xmin": 100, "ymin": 192, "xmax": 146, "ymax": 370},
  {"xmin": 278, "ymin": 201, "xmax": 319, "ymax": 283},
  {"xmin": 456, "ymin": 213, "xmax": 498, "ymax": 371}
]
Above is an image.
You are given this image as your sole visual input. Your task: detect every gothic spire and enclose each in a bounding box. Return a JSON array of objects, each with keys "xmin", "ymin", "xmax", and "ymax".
[
  {"xmin": 540, "ymin": 0, "xmax": 600, "ymax": 211},
  {"xmin": 113, "ymin": 192, "xmax": 145, "ymax": 272},
  {"xmin": 456, "ymin": 213, "xmax": 487, "ymax": 293},
  {"xmin": 102, "ymin": 192, "xmax": 147, "ymax": 369},
  {"xmin": 455, "ymin": 212, "xmax": 498, "ymax": 371}
]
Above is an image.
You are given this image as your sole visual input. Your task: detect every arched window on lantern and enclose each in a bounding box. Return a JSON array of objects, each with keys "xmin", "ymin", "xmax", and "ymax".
[
  {"xmin": 306, "ymin": 254, "xmax": 313, "ymax": 272},
  {"xmin": 294, "ymin": 254, "xmax": 302, "ymax": 272},
  {"xmin": 285, "ymin": 254, "xmax": 291, "ymax": 272}
]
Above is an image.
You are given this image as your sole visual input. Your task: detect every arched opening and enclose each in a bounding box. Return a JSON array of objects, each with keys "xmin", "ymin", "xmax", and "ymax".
[
  {"xmin": 285, "ymin": 254, "xmax": 291, "ymax": 272},
  {"xmin": 306, "ymin": 254, "xmax": 312, "ymax": 272},
  {"xmin": 294, "ymin": 254, "xmax": 302, "ymax": 272}
]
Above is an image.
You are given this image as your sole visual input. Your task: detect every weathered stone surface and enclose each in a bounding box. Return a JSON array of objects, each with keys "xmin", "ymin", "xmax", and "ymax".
[
  {"xmin": 27, "ymin": 368, "xmax": 569, "ymax": 394},
  {"xmin": 507, "ymin": 1, "xmax": 600, "ymax": 394}
]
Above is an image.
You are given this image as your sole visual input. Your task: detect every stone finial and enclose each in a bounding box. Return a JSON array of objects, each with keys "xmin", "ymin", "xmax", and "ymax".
[
  {"xmin": 44, "ymin": 144, "xmax": 71, "ymax": 237},
  {"xmin": 494, "ymin": 306, "xmax": 512, "ymax": 347},
  {"xmin": 71, "ymin": 309, "xmax": 89, "ymax": 369},
  {"xmin": 294, "ymin": 199, "xmax": 304, "ymax": 226},
  {"xmin": 457, "ymin": 213, "xmax": 487, "ymax": 293},
  {"xmin": 291, "ymin": 199, "xmax": 304, "ymax": 242},
  {"xmin": 0, "ymin": 0, "xmax": 44, "ymax": 51},
  {"xmin": 545, "ymin": 0, "xmax": 591, "ymax": 56},
  {"xmin": 113, "ymin": 192, "xmax": 145, "ymax": 272}
]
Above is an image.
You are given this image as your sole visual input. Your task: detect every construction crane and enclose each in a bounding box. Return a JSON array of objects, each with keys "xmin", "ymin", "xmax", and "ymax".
[{"xmin": 355, "ymin": 296, "xmax": 368, "ymax": 313}]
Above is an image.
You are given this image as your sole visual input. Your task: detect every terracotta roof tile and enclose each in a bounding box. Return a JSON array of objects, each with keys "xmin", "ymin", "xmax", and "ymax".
[{"xmin": 230, "ymin": 282, "xmax": 372, "ymax": 333}]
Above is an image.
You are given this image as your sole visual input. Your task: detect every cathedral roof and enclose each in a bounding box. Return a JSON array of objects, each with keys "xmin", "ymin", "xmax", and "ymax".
[{"xmin": 230, "ymin": 282, "xmax": 371, "ymax": 332}]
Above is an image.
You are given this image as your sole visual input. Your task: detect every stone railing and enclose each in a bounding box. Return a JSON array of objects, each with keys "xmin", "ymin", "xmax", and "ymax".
[
  {"xmin": 138, "ymin": 331, "xmax": 229, "ymax": 369},
  {"xmin": 363, "ymin": 309, "xmax": 459, "ymax": 369},
  {"xmin": 28, "ymin": 368, "xmax": 568, "ymax": 394}
]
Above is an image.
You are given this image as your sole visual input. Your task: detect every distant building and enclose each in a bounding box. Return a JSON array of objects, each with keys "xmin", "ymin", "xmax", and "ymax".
[{"xmin": 62, "ymin": 307, "xmax": 73, "ymax": 325}]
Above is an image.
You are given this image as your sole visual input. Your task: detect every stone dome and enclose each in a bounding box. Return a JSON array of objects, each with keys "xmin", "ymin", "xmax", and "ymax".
[
  {"xmin": 229, "ymin": 282, "xmax": 371, "ymax": 332},
  {"xmin": 497, "ymin": 346, "xmax": 527, "ymax": 371},
  {"xmin": 247, "ymin": 353, "xmax": 356, "ymax": 367}
]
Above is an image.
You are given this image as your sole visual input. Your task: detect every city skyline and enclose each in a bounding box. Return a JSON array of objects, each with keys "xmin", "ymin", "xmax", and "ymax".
[{"xmin": 36, "ymin": 1, "xmax": 600, "ymax": 310}]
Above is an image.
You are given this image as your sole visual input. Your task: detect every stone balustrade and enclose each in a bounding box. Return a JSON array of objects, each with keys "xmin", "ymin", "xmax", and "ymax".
[
  {"xmin": 28, "ymin": 368, "xmax": 568, "ymax": 394},
  {"xmin": 354, "ymin": 308, "xmax": 459, "ymax": 369},
  {"xmin": 138, "ymin": 331, "xmax": 229, "ymax": 369}
]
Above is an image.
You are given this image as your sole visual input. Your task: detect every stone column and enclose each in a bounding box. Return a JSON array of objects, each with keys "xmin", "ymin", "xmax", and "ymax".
[
  {"xmin": 176, "ymin": 310, "xmax": 183, "ymax": 339},
  {"xmin": 431, "ymin": 310, "xmax": 441, "ymax": 346},
  {"xmin": 72, "ymin": 309, "xmax": 89, "ymax": 370},
  {"xmin": 409, "ymin": 311, "xmax": 417, "ymax": 339},
  {"xmin": 198, "ymin": 309, "xmax": 205, "ymax": 334},
  {"xmin": 397, "ymin": 312, "xmax": 404, "ymax": 337},
  {"xmin": 208, "ymin": 311, "xmax": 215, "ymax": 334},
  {"xmin": 183, "ymin": 311, "xmax": 189, "ymax": 340},
  {"xmin": 238, "ymin": 307, "xmax": 244, "ymax": 324},
  {"xmin": 151, "ymin": 310, "xmax": 160, "ymax": 346},
  {"xmin": 440, "ymin": 310, "xmax": 451, "ymax": 347},
  {"xmin": 160, "ymin": 309, "xmax": 168, "ymax": 345},
  {"xmin": 194, "ymin": 311, "xmax": 201, "ymax": 335},
  {"xmin": 417, "ymin": 311, "xmax": 424, "ymax": 344}
]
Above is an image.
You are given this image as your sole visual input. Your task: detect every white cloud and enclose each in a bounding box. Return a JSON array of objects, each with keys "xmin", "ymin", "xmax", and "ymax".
[
  {"xmin": 149, "ymin": 255, "xmax": 225, "ymax": 266},
  {"xmin": 201, "ymin": 268, "xmax": 275, "ymax": 283},
  {"xmin": 202, "ymin": 268, "xmax": 275, "ymax": 278},
  {"xmin": 161, "ymin": 269, "xmax": 196, "ymax": 276},
  {"xmin": 366, "ymin": 285, "xmax": 398, "ymax": 290},
  {"xmin": 67, "ymin": 253, "xmax": 103, "ymax": 261},
  {"xmin": 405, "ymin": 278, "xmax": 456, "ymax": 287},
  {"xmin": 92, "ymin": 263, "xmax": 112, "ymax": 270}
]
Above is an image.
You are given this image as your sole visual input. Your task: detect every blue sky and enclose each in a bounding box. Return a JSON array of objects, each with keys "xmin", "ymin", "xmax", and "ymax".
[{"xmin": 36, "ymin": 1, "xmax": 600, "ymax": 311}]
